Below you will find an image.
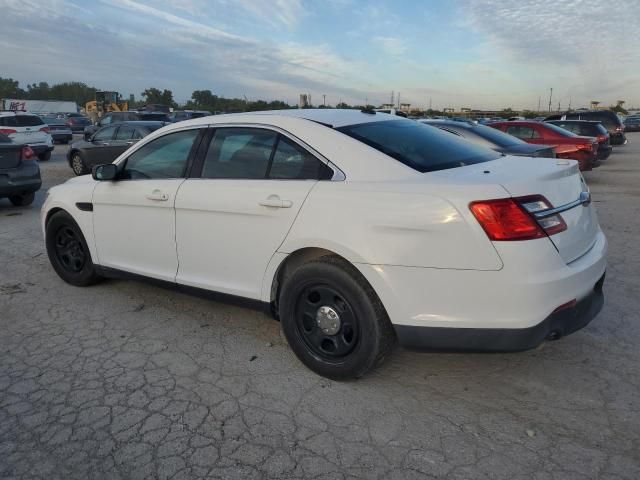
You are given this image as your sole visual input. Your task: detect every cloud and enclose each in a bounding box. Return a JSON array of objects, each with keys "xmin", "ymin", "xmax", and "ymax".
[{"xmin": 373, "ymin": 36, "xmax": 407, "ymax": 56}]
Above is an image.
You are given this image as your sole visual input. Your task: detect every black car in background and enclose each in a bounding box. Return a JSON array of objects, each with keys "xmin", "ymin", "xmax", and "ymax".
[
  {"xmin": 545, "ymin": 120, "xmax": 612, "ymax": 160},
  {"xmin": 69, "ymin": 121, "xmax": 165, "ymax": 175},
  {"xmin": 42, "ymin": 116, "xmax": 73, "ymax": 144},
  {"xmin": 419, "ymin": 120, "xmax": 557, "ymax": 158},
  {"xmin": 0, "ymin": 133, "xmax": 42, "ymax": 206},
  {"xmin": 624, "ymin": 115, "xmax": 640, "ymax": 132},
  {"xmin": 66, "ymin": 115, "xmax": 92, "ymax": 133},
  {"xmin": 168, "ymin": 110, "xmax": 212, "ymax": 122},
  {"xmin": 545, "ymin": 110, "xmax": 626, "ymax": 145},
  {"xmin": 84, "ymin": 111, "xmax": 171, "ymax": 138}
]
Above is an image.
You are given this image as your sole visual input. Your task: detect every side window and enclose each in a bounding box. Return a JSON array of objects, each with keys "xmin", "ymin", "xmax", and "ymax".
[
  {"xmin": 122, "ymin": 129, "xmax": 199, "ymax": 180},
  {"xmin": 530, "ymin": 127, "xmax": 541, "ymax": 139},
  {"xmin": 101, "ymin": 115, "xmax": 112, "ymax": 126},
  {"xmin": 115, "ymin": 125, "xmax": 135, "ymax": 140},
  {"xmin": 269, "ymin": 136, "xmax": 333, "ymax": 180},
  {"xmin": 93, "ymin": 126, "xmax": 116, "ymax": 141},
  {"xmin": 202, "ymin": 128, "xmax": 277, "ymax": 179},
  {"xmin": 132, "ymin": 129, "xmax": 144, "ymax": 139},
  {"xmin": 506, "ymin": 126, "xmax": 535, "ymax": 139}
]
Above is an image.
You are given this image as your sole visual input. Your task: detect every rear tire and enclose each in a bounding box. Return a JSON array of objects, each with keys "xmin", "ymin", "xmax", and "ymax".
[
  {"xmin": 45, "ymin": 211, "xmax": 102, "ymax": 286},
  {"xmin": 9, "ymin": 192, "xmax": 35, "ymax": 206},
  {"xmin": 38, "ymin": 151, "xmax": 51, "ymax": 161},
  {"xmin": 279, "ymin": 255, "xmax": 395, "ymax": 379},
  {"xmin": 70, "ymin": 152, "xmax": 89, "ymax": 175}
]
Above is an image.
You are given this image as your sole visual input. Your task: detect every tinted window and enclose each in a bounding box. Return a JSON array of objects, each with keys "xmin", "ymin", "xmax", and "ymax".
[
  {"xmin": 93, "ymin": 126, "xmax": 116, "ymax": 141},
  {"xmin": 132, "ymin": 129, "xmax": 145, "ymax": 139},
  {"xmin": 543, "ymin": 123, "xmax": 578, "ymax": 137},
  {"xmin": 122, "ymin": 129, "xmax": 199, "ymax": 179},
  {"xmin": 202, "ymin": 128, "xmax": 277, "ymax": 179},
  {"xmin": 505, "ymin": 125, "xmax": 540, "ymax": 139},
  {"xmin": 0, "ymin": 115, "xmax": 45, "ymax": 127},
  {"xmin": 469, "ymin": 124, "xmax": 524, "ymax": 147},
  {"xmin": 337, "ymin": 120, "xmax": 500, "ymax": 173},
  {"xmin": 101, "ymin": 116, "xmax": 113, "ymax": 126},
  {"xmin": 115, "ymin": 125, "xmax": 135, "ymax": 140},
  {"xmin": 270, "ymin": 136, "xmax": 333, "ymax": 180},
  {"xmin": 551, "ymin": 122, "xmax": 581, "ymax": 134}
]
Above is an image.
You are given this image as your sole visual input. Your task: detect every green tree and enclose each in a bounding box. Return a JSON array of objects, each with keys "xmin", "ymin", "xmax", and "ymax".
[
  {"xmin": 142, "ymin": 87, "xmax": 175, "ymax": 107},
  {"xmin": 0, "ymin": 77, "xmax": 25, "ymax": 98}
]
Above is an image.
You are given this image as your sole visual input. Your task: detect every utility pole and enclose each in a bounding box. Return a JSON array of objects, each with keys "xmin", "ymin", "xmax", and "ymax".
[
  {"xmin": 323, "ymin": 94, "xmax": 326, "ymax": 107},
  {"xmin": 557, "ymin": 100, "xmax": 561, "ymax": 112},
  {"xmin": 568, "ymin": 96, "xmax": 572, "ymax": 111},
  {"xmin": 390, "ymin": 91, "xmax": 394, "ymax": 106},
  {"xmin": 548, "ymin": 88, "xmax": 553, "ymax": 112},
  {"xmin": 397, "ymin": 92, "xmax": 401, "ymax": 109},
  {"xmin": 365, "ymin": 97, "xmax": 368, "ymax": 106},
  {"xmin": 537, "ymin": 96, "xmax": 541, "ymax": 112},
  {"xmin": 429, "ymin": 97, "xmax": 432, "ymax": 110}
]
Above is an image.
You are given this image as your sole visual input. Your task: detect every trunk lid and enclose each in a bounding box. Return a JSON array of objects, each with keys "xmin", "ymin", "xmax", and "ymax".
[
  {"xmin": 439, "ymin": 156, "xmax": 599, "ymax": 263},
  {"xmin": 0, "ymin": 145, "xmax": 21, "ymax": 169}
]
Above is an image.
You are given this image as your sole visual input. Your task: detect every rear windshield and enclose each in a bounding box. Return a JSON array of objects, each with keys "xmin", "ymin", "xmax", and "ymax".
[
  {"xmin": 0, "ymin": 115, "xmax": 44, "ymax": 127},
  {"xmin": 337, "ymin": 119, "xmax": 501, "ymax": 172},
  {"xmin": 469, "ymin": 124, "xmax": 524, "ymax": 147},
  {"xmin": 544, "ymin": 123, "xmax": 578, "ymax": 137},
  {"xmin": 140, "ymin": 113, "xmax": 169, "ymax": 121}
]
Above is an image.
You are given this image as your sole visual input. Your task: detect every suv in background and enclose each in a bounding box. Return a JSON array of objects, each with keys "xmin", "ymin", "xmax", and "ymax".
[
  {"xmin": 545, "ymin": 110, "xmax": 626, "ymax": 145},
  {"xmin": 623, "ymin": 115, "xmax": 640, "ymax": 132},
  {"xmin": 0, "ymin": 112, "xmax": 54, "ymax": 161},
  {"xmin": 545, "ymin": 120, "xmax": 612, "ymax": 160}
]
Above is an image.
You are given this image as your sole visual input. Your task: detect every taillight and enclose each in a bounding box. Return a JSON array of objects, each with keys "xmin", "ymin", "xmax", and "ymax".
[
  {"xmin": 40, "ymin": 126, "xmax": 50, "ymax": 133},
  {"xmin": 470, "ymin": 195, "xmax": 567, "ymax": 241},
  {"xmin": 0, "ymin": 128, "xmax": 17, "ymax": 135},
  {"xmin": 21, "ymin": 146, "xmax": 35, "ymax": 161},
  {"xmin": 576, "ymin": 143, "xmax": 592, "ymax": 152},
  {"xmin": 596, "ymin": 134, "xmax": 607, "ymax": 142},
  {"xmin": 615, "ymin": 126, "xmax": 623, "ymax": 132}
]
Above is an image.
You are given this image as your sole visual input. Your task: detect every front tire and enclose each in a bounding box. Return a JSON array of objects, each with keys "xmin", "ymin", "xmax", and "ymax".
[
  {"xmin": 279, "ymin": 256, "xmax": 395, "ymax": 379},
  {"xmin": 70, "ymin": 152, "xmax": 89, "ymax": 175},
  {"xmin": 45, "ymin": 211, "xmax": 102, "ymax": 286},
  {"xmin": 9, "ymin": 192, "xmax": 35, "ymax": 206},
  {"xmin": 38, "ymin": 151, "xmax": 51, "ymax": 161}
]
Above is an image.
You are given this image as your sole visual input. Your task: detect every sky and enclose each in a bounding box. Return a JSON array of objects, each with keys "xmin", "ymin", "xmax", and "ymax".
[{"xmin": 1, "ymin": 0, "xmax": 639, "ymax": 110}]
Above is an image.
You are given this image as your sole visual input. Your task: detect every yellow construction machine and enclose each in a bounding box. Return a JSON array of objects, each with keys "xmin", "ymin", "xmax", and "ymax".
[{"xmin": 85, "ymin": 91, "xmax": 128, "ymax": 123}]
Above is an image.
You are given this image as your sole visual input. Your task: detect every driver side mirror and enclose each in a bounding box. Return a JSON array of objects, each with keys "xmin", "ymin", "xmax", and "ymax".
[{"xmin": 92, "ymin": 163, "xmax": 118, "ymax": 181}]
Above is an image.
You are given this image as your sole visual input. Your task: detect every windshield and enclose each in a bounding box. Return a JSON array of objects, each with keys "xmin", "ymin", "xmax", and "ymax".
[{"xmin": 337, "ymin": 119, "xmax": 501, "ymax": 173}]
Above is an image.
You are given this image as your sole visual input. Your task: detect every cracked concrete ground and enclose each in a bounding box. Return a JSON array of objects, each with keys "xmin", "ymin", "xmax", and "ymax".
[{"xmin": 1, "ymin": 134, "xmax": 639, "ymax": 479}]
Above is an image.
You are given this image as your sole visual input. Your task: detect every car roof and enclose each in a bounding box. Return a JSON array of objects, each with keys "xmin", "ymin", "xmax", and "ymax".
[
  {"xmin": 547, "ymin": 120, "xmax": 602, "ymax": 124},
  {"xmin": 420, "ymin": 119, "xmax": 476, "ymax": 128},
  {"xmin": 206, "ymin": 108, "xmax": 403, "ymax": 128},
  {"xmin": 0, "ymin": 111, "xmax": 40, "ymax": 117}
]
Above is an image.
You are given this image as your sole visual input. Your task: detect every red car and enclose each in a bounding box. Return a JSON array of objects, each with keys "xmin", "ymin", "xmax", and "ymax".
[{"xmin": 489, "ymin": 121, "xmax": 599, "ymax": 171}]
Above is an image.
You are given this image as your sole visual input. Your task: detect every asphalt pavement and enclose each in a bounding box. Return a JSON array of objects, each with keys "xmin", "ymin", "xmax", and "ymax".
[{"xmin": 1, "ymin": 134, "xmax": 639, "ymax": 479}]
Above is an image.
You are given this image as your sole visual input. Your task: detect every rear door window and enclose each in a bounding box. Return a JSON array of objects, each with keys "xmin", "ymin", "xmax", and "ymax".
[
  {"xmin": 115, "ymin": 125, "xmax": 135, "ymax": 140},
  {"xmin": 202, "ymin": 128, "xmax": 277, "ymax": 179},
  {"xmin": 93, "ymin": 126, "xmax": 117, "ymax": 141},
  {"xmin": 506, "ymin": 125, "xmax": 539, "ymax": 139},
  {"xmin": 337, "ymin": 119, "xmax": 499, "ymax": 173},
  {"xmin": 269, "ymin": 136, "xmax": 333, "ymax": 180}
]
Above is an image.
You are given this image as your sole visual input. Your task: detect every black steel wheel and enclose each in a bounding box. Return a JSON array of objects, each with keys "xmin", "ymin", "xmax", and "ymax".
[
  {"xmin": 71, "ymin": 153, "xmax": 89, "ymax": 175},
  {"xmin": 295, "ymin": 284, "xmax": 360, "ymax": 360},
  {"xmin": 45, "ymin": 211, "xmax": 102, "ymax": 286},
  {"xmin": 280, "ymin": 255, "xmax": 395, "ymax": 379}
]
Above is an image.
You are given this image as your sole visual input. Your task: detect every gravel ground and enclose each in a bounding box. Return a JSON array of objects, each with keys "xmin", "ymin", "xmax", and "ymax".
[{"xmin": 1, "ymin": 134, "xmax": 639, "ymax": 479}]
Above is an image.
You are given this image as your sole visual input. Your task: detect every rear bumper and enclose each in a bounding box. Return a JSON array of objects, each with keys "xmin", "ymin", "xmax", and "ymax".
[
  {"xmin": 598, "ymin": 144, "xmax": 612, "ymax": 160},
  {"xmin": 395, "ymin": 273, "xmax": 604, "ymax": 351},
  {"xmin": 0, "ymin": 165, "xmax": 42, "ymax": 196},
  {"xmin": 29, "ymin": 144, "xmax": 54, "ymax": 155},
  {"xmin": 51, "ymin": 133, "xmax": 73, "ymax": 142}
]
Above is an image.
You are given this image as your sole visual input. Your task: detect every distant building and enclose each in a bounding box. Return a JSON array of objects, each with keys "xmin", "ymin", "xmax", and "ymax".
[{"xmin": 399, "ymin": 103, "xmax": 411, "ymax": 112}]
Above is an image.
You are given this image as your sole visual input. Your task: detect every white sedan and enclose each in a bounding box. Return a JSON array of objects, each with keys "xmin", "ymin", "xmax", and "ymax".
[{"xmin": 42, "ymin": 109, "xmax": 607, "ymax": 379}]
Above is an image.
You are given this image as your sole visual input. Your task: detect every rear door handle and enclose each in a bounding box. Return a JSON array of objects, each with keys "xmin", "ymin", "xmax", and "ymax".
[
  {"xmin": 259, "ymin": 196, "xmax": 293, "ymax": 208},
  {"xmin": 146, "ymin": 190, "xmax": 169, "ymax": 201}
]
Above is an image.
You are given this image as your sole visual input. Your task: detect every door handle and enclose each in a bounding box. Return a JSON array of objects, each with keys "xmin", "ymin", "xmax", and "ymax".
[
  {"xmin": 125, "ymin": 141, "xmax": 134, "ymax": 145},
  {"xmin": 146, "ymin": 190, "xmax": 169, "ymax": 201},
  {"xmin": 259, "ymin": 196, "xmax": 293, "ymax": 208}
]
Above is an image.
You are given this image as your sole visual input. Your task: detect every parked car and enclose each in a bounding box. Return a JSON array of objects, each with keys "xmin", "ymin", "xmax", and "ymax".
[
  {"xmin": 66, "ymin": 115, "xmax": 92, "ymax": 133},
  {"xmin": 490, "ymin": 121, "xmax": 599, "ymax": 171},
  {"xmin": 42, "ymin": 109, "xmax": 606, "ymax": 379},
  {"xmin": 545, "ymin": 110, "xmax": 626, "ymax": 145},
  {"xmin": 0, "ymin": 133, "xmax": 42, "ymax": 206},
  {"xmin": 623, "ymin": 115, "xmax": 640, "ymax": 132},
  {"xmin": 0, "ymin": 112, "xmax": 54, "ymax": 161},
  {"xmin": 68, "ymin": 121, "xmax": 165, "ymax": 175},
  {"xmin": 545, "ymin": 120, "xmax": 612, "ymax": 160},
  {"xmin": 84, "ymin": 111, "xmax": 170, "ymax": 138},
  {"xmin": 420, "ymin": 119, "xmax": 556, "ymax": 158},
  {"xmin": 43, "ymin": 116, "xmax": 73, "ymax": 144},
  {"xmin": 169, "ymin": 110, "xmax": 212, "ymax": 123}
]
